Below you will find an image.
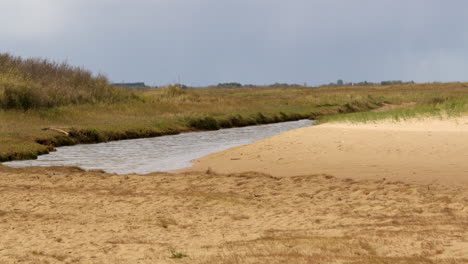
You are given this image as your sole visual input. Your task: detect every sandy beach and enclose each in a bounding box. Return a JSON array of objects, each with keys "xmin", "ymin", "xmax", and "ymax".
[
  {"xmin": 1, "ymin": 117, "xmax": 468, "ymax": 263},
  {"xmin": 184, "ymin": 117, "xmax": 468, "ymax": 187}
]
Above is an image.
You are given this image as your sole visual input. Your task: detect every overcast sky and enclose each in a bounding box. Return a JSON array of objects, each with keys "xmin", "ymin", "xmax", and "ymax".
[{"xmin": 1, "ymin": 0, "xmax": 467, "ymax": 86}]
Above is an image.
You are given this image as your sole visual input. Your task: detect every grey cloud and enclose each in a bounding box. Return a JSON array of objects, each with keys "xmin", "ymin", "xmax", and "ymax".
[{"xmin": 1, "ymin": 0, "xmax": 468, "ymax": 85}]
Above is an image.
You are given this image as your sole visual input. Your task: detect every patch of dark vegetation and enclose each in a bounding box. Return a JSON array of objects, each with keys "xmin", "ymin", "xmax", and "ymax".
[
  {"xmin": 189, "ymin": 117, "xmax": 220, "ymax": 130},
  {"xmin": 0, "ymin": 148, "xmax": 51, "ymax": 162},
  {"xmin": 170, "ymin": 251, "xmax": 188, "ymax": 259},
  {"xmin": 35, "ymin": 136, "xmax": 76, "ymax": 147},
  {"xmin": 431, "ymin": 97, "xmax": 448, "ymax": 104},
  {"xmin": 43, "ymin": 128, "xmax": 183, "ymax": 147},
  {"xmin": 68, "ymin": 129, "xmax": 106, "ymax": 143},
  {"xmin": 189, "ymin": 112, "xmax": 314, "ymax": 131},
  {"xmin": 339, "ymin": 100, "xmax": 384, "ymax": 113}
]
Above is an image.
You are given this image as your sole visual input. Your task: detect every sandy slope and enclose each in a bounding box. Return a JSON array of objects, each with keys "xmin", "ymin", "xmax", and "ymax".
[{"xmin": 184, "ymin": 117, "xmax": 468, "ymax": 186}]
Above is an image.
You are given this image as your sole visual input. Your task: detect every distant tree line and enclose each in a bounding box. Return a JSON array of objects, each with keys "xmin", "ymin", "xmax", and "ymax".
[
  {"xmin": 121, "ymin": 80, "xmax": 417, "ymax": 91},
  {"xmin": 216, "ymin": 82, "xmax": 243, "ymax": 88},
  {"xmin": 112, "ymin": 82, "xmax": 191, "ymax": 91},
  {"xmin": 113, "ymin": 82, "xmax": 146, "ymax": 87},
  {"xmin": 112, "ymin": 82, "xmax": 151, "ymax": 91},
  {"xmin": 211, "ymin": 82, "xmax": 305, "ymax": 89},
  {"xmin": 321, "ymin": 79, "xmax": 415, "ymax": 87},
  {"xmin": 214, "ymin": 80, "xmax": 416, "ymax": 89}
]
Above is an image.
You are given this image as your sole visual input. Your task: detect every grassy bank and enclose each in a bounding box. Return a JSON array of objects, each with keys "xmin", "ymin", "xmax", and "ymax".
[
  {"xmin": 2, "ymin": 82, "xmax": 468, "ymax": 162},
  {"xmin": 0, "ymin": 85, "xmax": 366, "ymax": 162},
  {"xmin": 1, "ymin": 54, "xmax": 468, "ymax": 162}
]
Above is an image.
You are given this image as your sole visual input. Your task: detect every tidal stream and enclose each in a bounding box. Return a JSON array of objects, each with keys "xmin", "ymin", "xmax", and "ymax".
[{"xmin": 5, "ymin": 120, "xmax": 314, "ymax": 174}]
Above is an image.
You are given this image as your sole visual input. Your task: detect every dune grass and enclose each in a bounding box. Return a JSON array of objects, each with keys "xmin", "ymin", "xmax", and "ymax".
[{"xmin": 320, "ymin": 94, "xmax": 468, "ymax": 124}]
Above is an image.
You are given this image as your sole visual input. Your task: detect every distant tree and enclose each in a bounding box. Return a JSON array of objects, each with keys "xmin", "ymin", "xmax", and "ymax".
[
  {"xmin": 380, "ymin": 80, "xmax": 416, "ymax": 86},
  {"xmin": 217, "ymin": 82, "xmax": 242, "ymax": 88},
  {"xmin": 174, "ymin": 83, "xmax": 189, "ymax": 89},
  {"xmin": 113, "ymin": 82, "xmax": 146, "ymax": 87},
  {"xmin": 319, "ymin": 79, "xmax": 415, "ymax": 87},
  {"xmin": 268, "ymin": 83, "xmax": 302, "ymax": 88}
]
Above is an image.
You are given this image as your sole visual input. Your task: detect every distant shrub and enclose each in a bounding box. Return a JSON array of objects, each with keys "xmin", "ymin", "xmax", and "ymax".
[
  {"xmin": 161, "ymin": 84, "xmax": 186, "ymax": 97},
  {"xmin": 2, "ymin": 82, "xmax": 42, "ymax": 109},
  {"xmin": 431, "ymin": 97, "xmax": 447, "ymax": 104},
  {"xmin": 0, "ymin": 53, "xmax": 132, "ymax": 109},
  {"xmin": 217, "ymin": 82, "xmax": 242, "ymax": 88}
]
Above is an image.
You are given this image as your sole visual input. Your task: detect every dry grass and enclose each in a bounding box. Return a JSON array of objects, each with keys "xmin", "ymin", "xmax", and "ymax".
[{"xmin": 0, "ymin": 53, "xmax": 131, "ymax": 109}]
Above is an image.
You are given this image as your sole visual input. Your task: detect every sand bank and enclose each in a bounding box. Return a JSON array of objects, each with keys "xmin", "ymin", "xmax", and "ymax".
[{"xmin": 184, "ymin": 117, "xmax": 468, "ymax": 186}]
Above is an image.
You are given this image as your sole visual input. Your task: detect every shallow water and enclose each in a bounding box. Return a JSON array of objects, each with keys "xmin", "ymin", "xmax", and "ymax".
[{"xmin": 4, "ymin": 120, "xmax": 314, "ymax": 174}]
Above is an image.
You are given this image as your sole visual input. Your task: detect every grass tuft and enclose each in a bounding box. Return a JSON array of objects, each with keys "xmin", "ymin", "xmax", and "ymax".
[{"xmin": 170, "ymin": 251, "xmax": 188, "ymax": 259}]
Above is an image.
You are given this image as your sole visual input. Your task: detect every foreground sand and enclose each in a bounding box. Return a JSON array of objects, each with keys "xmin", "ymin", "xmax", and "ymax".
[
  {"xmin": 0, "ymin": 166, "xmax": 467, "ymax": 263},
  {"xmin": 185, "ymin": 117, "xmax": 468, "ymax": 186}
]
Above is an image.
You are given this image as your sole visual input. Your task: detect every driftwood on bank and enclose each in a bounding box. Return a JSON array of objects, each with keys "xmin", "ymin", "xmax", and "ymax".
[{"xmin": 41, "ymin": 127, "xmax": 69, "ymax": 136}]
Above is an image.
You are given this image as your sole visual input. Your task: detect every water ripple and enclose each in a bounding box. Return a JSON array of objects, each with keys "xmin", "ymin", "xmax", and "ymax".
[{"xmin": 4, "ymin": 120, "xmax": 314, "ymax": 174}]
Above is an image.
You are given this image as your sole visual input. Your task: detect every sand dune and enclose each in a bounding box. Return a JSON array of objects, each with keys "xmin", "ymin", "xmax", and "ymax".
[{"xmin": 184, "ymin": 117, "xmax": 468, "ymax": 186}]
